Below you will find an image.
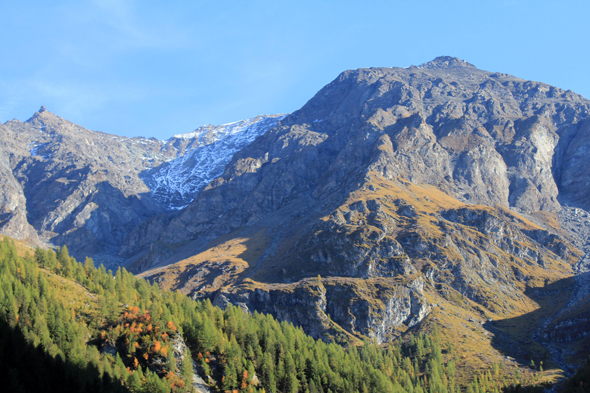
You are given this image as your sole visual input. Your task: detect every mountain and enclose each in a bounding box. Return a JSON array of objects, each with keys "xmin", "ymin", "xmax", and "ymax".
[
  {"xmin": 0, "ymin": 108, "xmax": 282, "ymax": 265},
  {"xmin": 129, "ymin": 57, "xmax": 590, "ymax": 372},
  {"xmin": 3, "ymin": 56, "xmax": 590, "ymax": 381}
]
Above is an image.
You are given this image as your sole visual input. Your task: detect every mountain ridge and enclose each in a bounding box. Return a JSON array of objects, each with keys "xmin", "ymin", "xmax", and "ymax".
[{"xmin": 0, "ymin": 107, "xmax": 284, "ymax": 264}]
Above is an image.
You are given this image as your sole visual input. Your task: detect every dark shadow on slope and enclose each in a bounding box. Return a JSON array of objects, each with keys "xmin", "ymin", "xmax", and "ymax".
[
  {"xmin": 0, "ymin": 318, "xmax": 131, "ymax": 393},
  {"xmin": 48, "ymin": 180, "xmax": 164, "ymax": 264},
  {"xmin": 483, "ymin": 275, "xmax": 584, "ymax": 372}
]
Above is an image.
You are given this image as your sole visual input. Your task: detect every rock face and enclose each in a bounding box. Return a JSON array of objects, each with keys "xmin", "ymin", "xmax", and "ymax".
[
  {"xmin": 0, "ymin": 131, "xmax": 38, "ymax": 243},
  {"xmin": 144, "ymin": 115, "xmax": 284, "ymax": 209},
  {"xmin": 0, "ymin": 108, "xmax": 173, "ymax": 263},
  {"xmin": 211, "ymin": 275, "xmax": 430, "ymax": 343}
]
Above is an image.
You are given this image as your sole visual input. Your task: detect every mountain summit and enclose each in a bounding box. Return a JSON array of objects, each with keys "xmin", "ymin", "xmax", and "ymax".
[
  {"xmin": 417, "ymin": 56, "xmax": 476, "ymax": 69},
  {"xmin": 0, "ymin": 109, "xmax": 282, "ymax": 263}
]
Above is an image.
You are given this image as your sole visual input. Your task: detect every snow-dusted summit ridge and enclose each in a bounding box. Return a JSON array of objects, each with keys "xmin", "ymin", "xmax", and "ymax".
[{"xmin": 142, "ymin": 114, "xmax": 285, "ymax": 209}]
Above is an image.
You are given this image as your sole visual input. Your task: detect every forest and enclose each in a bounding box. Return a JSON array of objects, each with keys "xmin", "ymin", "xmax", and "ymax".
[{"xmin": 0, "ymin": 236, "xmax": 584, "ymax": 393}]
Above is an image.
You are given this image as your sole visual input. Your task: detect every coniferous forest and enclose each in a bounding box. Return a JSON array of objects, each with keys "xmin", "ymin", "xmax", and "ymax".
[{"xmin": 0, "ymin": 236, "xmax": 580, "ymax": 393}]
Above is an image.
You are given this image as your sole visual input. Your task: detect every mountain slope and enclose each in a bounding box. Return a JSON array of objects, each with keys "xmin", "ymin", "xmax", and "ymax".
[
  {"xmin": 2, "ymin": 56, "xmax": 590, "ymax": 381},
  {"xmin": 2, "ymin": 235, "xmax": 514, "ymax": 393},
  {"xmin": 144, "ymin": 115, "xmax": 284, "ymax": 209},
  {"xmin": 0, "ymin": 108, "xmax": 281, "ymax": 265}
]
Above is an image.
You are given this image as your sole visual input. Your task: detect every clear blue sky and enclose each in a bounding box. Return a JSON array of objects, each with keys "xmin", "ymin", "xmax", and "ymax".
[{"xmin": 1, "ymin": 0, "xmax": 588, "ymax": 139}]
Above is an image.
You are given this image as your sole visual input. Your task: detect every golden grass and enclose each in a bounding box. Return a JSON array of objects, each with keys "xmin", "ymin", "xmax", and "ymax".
[
  {"xmin": 42, "ymin": 268, "xmax": 100, "ymax": 317},
  {"xmin": 1, "ymin": 235, "xmax": 35, "ymax": 258},
  {"xmin": 419, "ymin": 282, "xmax": 573, "ymax": 385},
  {"xmin": 139, "ymin": 227, "xmax": 270, "ymax": 295},
  {"xmin": 529, "ymin": 211, "xmax": 561, "ymax": 231},
  {"xmin": 349, "ymin": 175, "xmax": 467, "ymax": 215}
]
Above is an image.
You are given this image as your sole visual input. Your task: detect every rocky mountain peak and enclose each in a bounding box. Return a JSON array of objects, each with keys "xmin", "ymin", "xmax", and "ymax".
[
  {"xmin": 26, "ymin": 106, "xmax": 61, "ymax": 125},
  {"xmin": 417, "ymin": 56, "xmax": 476, "ymax": 69}
]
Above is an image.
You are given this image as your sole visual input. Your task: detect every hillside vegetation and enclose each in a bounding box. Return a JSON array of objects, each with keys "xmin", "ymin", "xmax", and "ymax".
[{"xmin": 0, "ymin": 236, "xmax": 559, "ymax": 393}]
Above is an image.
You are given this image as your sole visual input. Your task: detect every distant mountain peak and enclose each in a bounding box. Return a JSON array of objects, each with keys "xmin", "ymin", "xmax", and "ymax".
[
  {"xmin": 26, "ymin": 106, "xmax": 59, "ymax": 124},
  {"xmin": 417, "ymin": 56, "xmax": 476, "ymax": 70}
]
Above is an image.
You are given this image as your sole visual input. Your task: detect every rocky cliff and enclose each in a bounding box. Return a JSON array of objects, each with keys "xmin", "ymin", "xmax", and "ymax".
[{"xmin": 134, "ymin": 56, "xmax": 590, "ymax": 260}]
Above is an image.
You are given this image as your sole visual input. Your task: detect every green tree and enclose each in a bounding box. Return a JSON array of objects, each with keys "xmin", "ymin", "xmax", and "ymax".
[{"xmin": 180, "ymin": 348, "xmax": 194, "ymax": 391}]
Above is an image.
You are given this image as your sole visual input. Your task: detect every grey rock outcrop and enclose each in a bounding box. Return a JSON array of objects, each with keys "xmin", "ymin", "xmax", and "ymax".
[
  {"xmin": 211, "ymin": 276, "xmax": 430, "ymax": 344},
  {"xmin": 0, "ymin": 129, "xmax": 38, "ymax": 243},
  {"xmin": 0, "ymin": 108, "xmax": 171, "ymax": 263}
]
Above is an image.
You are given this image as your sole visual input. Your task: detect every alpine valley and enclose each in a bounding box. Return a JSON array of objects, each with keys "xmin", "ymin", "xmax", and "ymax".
[{"xmin": 3, "ymin": 56, "xmax": 590, "ymax": 390}]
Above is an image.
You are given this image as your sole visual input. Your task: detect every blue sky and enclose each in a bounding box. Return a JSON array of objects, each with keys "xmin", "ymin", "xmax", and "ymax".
[{"xmin": 1, "ymin": 0, "xmax": 588, "ymax": 139}]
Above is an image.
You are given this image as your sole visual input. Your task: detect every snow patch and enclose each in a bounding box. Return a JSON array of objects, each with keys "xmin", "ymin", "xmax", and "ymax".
[
  {"xmin": 29, "ymin": 142, "xmax": 52, "ymax": 160},
  {"xmin": 143, "ymin": 115, "xmax": 283, "ymax": 209}
]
